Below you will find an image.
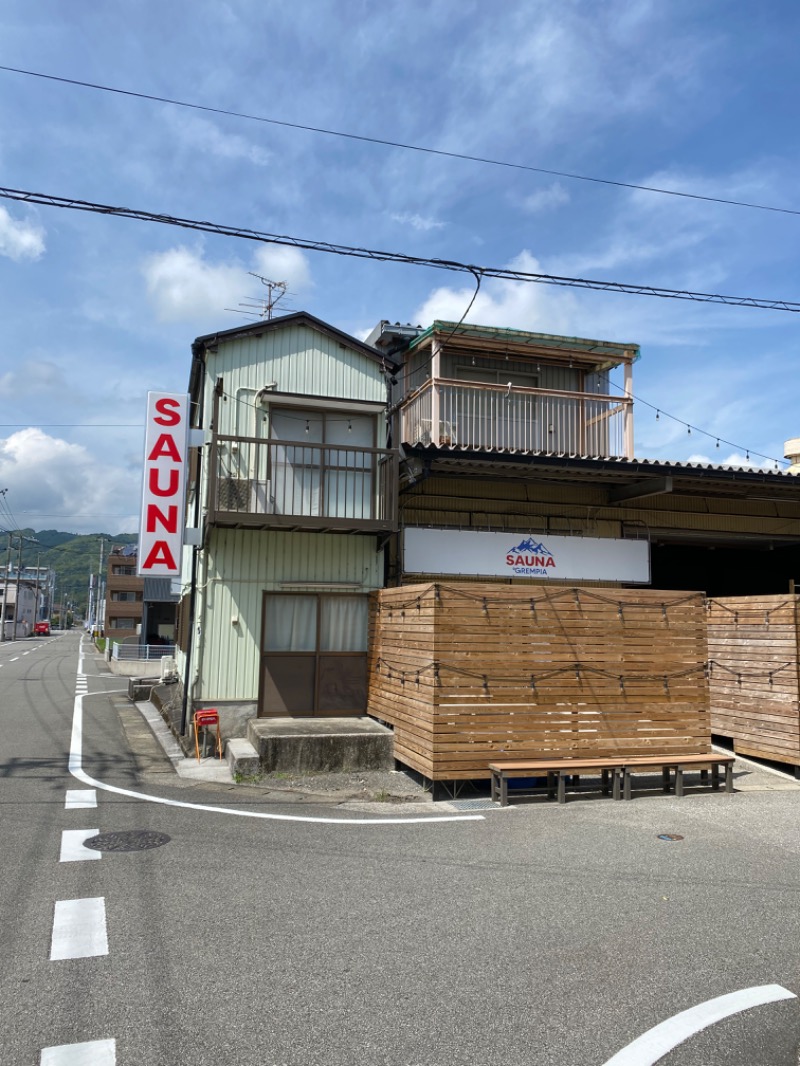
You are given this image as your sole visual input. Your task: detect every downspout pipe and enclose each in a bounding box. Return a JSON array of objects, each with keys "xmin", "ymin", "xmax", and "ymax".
[{"xmin": 180, "ymin": 346, "xmax": 207, "ymax": 735}]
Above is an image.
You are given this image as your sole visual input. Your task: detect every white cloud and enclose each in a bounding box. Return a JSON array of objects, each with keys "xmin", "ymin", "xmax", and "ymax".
[
  {"xmin": 414, "ymin": 250, "xmax": 578, "ymax": 334},
  {"xmin": 686, "ymin": 451, "xmax": 775, "ymax": 471},
  {"xmin": 142, "ymin": 244, "xmax": 311, "ymax": 323},
  {"xmin": 163, "ymin": 111, "xmax": 271, "ymax": 167},
  {"xmin": 0, "ymin": 207, "xmax": 45, "ymax": 261},
  {"xmin": 520, "ymin": 183, "xmax": 570, "ymax": 214},
  {"xmin": 0, "ymin": 429, "xmax": 139, "ymax": 534},
  {"xmin": 391, "ymin": 212, "xmax": 446, "ymax": 233}
]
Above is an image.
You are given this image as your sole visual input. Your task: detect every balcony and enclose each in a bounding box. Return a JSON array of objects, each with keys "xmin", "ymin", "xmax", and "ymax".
[
  {"xmin": 400, "ymin": 379, "xmax": 632, "ymax": 459},
  {"xmin": 209, "ymin": 434, "xmax": 398, "ymax": 533}
]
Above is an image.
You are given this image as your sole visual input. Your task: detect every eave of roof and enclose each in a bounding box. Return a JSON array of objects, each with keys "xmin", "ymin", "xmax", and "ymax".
[
  {"xmin": 407, "ymin": 321, "xmax": 640, "ymax": 367},
  {"xmin": 191, "ymin": 311, "xmax": 396, "ymax": 368},
  {"xmin": 405, "ymin": 445, "xmax": 800, "ymax": 497}
]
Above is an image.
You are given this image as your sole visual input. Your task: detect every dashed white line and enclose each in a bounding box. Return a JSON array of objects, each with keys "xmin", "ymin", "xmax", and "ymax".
[
  {"xmin": 40, "ymin": 1038, "xmax": 116, "ymax": 1064},
  {"xmin": 601, "ymin": 984, "xmax": 797, "ymax": 1066},
  {"xmin": 65, "ymin": 789, "xmax": 97, "ymax": 809},
  {"xmin": 10, "ymin": 656, "xmax": 18, "ymax": 661},
  {"xmin": 50, "ymin": 898, "xmax": 108, "ymax": 960},
  {"xmin": 59, "ymin": 829, "xmax": 101, "ymax": 863}
]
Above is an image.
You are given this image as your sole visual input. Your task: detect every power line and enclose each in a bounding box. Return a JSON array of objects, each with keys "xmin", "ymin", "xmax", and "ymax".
[
  {"xmin": 1, "ymin": 64, "xmax": 798, "ymax": 219},
  {"xmin": 3, "ymin": 184, "xmax": 800, "ymax": 314}
]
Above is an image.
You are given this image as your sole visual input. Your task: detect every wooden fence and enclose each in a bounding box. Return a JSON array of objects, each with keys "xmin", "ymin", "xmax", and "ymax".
[
  {"xmin": 368, "ymin": 583, "xmax": 711, "ymax": 781},
  {"xmin": 708, "ymin": 595, "xmax": 800, "ymax": 767}
]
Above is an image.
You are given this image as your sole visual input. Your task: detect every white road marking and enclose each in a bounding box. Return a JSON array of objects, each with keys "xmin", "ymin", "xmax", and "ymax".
[
  {"xmin": 601, "ymin": 984, "xmax": 797, "ymax": 1066},
  {"xmin": 10, "ymin": 656, "xmax": 18, "ymax": 661},
  {"xmin": 59, "ymin": 829, "xmax": 101, "ymax": 862},
  {"xmin": 40, "ymin": 1038, "xmax": 116, "ymax": 1064},
  {"xmin": 65, "ymin": 789, "xmax": 97, "ymax": 809},
  {"xmin": 72, "ymin": 649, "xmax": 482, "ymax": 827},
  {"xmin": 50, "ymin": 898, "xmax": 109, "ymax": 960}
]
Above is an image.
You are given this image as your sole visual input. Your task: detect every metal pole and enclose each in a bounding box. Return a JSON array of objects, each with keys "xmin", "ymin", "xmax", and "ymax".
[
  {"xmin": 1, "ymin": 531, "xmax": 11, "ymax": 642},
  {"xmin": 34, "ymin": 552, "xmax": 41, "ymax": 624},
  {"xmin": 13, "ymin": 536, "xmax": 23, "ymax": 638}
]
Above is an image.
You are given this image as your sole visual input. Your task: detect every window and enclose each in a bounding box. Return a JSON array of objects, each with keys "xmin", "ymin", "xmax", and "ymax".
[
  {"xmin": 260, "ymin": 593, "xmax": 369, "ymax": 716},
  {"xmin": 268, "ymin": 408, "xmax": 376, "ymax": 520},
  {"xmin": 111, "ymin": 566, "xmax": 136, "ymax": 576},
  {"xmin": 108, "ymin": 617, "xmax": 134, "ymax": 630},
  {"xmin": 111, "ymin": 591, "xmax": 142, "ymax": 602}
]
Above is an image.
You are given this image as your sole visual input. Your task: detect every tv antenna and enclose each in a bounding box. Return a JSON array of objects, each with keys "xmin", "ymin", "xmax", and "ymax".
[{"xmin": 225, "ymin": 274, "xmax": 290, "ymax": 321}]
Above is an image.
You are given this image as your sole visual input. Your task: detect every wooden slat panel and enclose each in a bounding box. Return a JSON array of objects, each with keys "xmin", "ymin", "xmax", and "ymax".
[
  {"xmin": 368, "ymin": 583, "xmax": 711, "ymax": 780},
  {"xmin": 708, "ymin": 594, "xmax": 800, "ymax": 765}
]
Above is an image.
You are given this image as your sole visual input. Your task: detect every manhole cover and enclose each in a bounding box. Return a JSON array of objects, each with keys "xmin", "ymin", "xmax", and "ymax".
[
  {"xmin": 83, "ymin": 830, "xmax": 171, "ymax": 852},
  {"xmin": 657, "ymin": 833, "xmax": 684, "ymax": 842}
]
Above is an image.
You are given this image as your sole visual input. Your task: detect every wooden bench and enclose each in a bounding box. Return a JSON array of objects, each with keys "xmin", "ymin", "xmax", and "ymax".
[
  {"xmin": 620, "ymin": 754, "xmax": 735, "ymax": 801},
  {"xmin": 489, "ymin": 753, "xmax": 736, "ymax": 806},
  {"xmin": 489, "ymin": 758, "xmax": 624, "ymax": 806}
]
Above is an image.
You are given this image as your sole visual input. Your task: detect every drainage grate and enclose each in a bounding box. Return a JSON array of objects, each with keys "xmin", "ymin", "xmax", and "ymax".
[
  {"xmin": 83, "ymin": 830, "xmax": 171, "ymax": 852},
  {"xmin": 656, "ymin": 833, "xmax": 684, "ymax": 842},
  {"xmin": 448, "ymin": 798, "xmax": 502, "ymax": 811}
]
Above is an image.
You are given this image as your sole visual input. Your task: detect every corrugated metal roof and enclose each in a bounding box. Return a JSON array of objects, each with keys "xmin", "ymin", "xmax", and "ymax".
[{"xmin": 408, "ymin": 321, "xmax": 640, "ymax": 363}]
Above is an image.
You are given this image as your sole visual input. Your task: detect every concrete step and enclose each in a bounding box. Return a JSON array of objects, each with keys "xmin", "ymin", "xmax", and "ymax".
[{"xmin": 246, "ymin": 716, "xmax": 394, "ymax": 773}]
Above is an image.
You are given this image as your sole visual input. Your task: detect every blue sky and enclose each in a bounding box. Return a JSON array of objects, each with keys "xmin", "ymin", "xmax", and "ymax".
[{"xmin": 1, "ymin": 0, "xmax": 800, "ymax": 533}]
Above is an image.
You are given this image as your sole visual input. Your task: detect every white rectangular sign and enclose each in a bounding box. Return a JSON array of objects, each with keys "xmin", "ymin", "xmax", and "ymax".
[
  {"xmin": 138, "ymin": 392, "xmax": 190, "ymax": 577},
  {"xmin": 403, "ymin": 528, "xmax": 650, "ymax": 584}
]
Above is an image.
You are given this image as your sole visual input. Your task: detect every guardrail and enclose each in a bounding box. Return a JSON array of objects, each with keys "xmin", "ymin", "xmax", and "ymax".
[{"xmin": 111, "ymin": 642, "xmax": 176, "ymax": 661}]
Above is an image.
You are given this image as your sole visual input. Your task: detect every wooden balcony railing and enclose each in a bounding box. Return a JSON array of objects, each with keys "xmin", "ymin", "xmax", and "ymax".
[
  {"xmin": 208, "ymin": 434, "xmax": 398, "ymax": 532},
  {"xmin": 400, "ymin": 379, "xmax": 632, "ymax": 458}
]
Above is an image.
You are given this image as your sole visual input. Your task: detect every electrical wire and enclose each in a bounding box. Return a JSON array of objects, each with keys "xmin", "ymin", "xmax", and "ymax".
[
  {"xmin": 3, "ymin": 184, "xmax": 800, "ymax": 314},
  {"xmin": 2, "ymin": 64, "xmax": 799, "ymax": 219}
]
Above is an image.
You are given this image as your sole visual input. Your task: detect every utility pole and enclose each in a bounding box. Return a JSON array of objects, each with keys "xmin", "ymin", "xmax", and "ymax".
[
  {"xmin": 97, "ymin": 537, "xmax": 105, "ymax": 636},
  {"xmin": 13, "ymin": 536, "xmax": 22, "ymax": 638},
  {"xmin": 33, "ymin": 551, "xmax": 41, "ymax": 623},
  {"xmin": 1, "ymin": 530, "xmax": 11, "ymax": 642}
]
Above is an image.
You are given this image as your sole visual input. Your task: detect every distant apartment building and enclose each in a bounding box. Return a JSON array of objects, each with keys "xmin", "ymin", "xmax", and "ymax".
[{"xmin": 104, "ymin": 545, "xmax": 143, "ymax": 641}]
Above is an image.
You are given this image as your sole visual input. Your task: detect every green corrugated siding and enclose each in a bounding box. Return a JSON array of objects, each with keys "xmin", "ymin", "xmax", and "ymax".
[
  {"xmin": 191, "ymin": 529, "xmax": 383, "ymax": 701},
  {"xmin": 208, "ymin": 324, "xmax": 385, "ymax": 435}
]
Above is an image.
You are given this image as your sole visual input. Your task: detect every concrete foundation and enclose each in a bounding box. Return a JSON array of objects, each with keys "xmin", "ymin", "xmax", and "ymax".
[{"xmin": 247, "ymin": 717, "xmax": 394, "ymax": 774}]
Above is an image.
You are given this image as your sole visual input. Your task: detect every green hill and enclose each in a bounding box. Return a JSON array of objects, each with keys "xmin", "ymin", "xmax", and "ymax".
[{"xmin": 2, "ymin": 529, "xmax": 138, "ymax": 615}]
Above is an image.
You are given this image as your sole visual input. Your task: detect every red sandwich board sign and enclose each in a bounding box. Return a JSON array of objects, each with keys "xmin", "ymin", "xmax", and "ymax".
[{"xmin": 138, "ymin": 392, "xmax": 190, "ymax": 577}]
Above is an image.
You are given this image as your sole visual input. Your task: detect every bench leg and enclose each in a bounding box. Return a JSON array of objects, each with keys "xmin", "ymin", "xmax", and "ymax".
[
  {"xmin": 675, "ymin": 768, "xmax": 684, "ymax": 797},
  {"xmin": 547, "ymin": 771, "xmax": 556, "ymax": 801},
  {"xmin": 501, "ymin": 775, "xmax": 508, "ymax": 807},
  {"xmin": 557, "ymin": 773, "xmax": 566, "ymax": 804},
  {"xmin": 490, "ymin": 772, "xmax": 497, "ymax": 805},
  {"xmin": 612, "ymin": 769, "xmax": 621, "ymax": 801},
  {"xmin": 701, "ymin": 768, "xmax": 709, "ymax": 784},
  {"xmin": 601, "ymin": 768, "xmax": 609, "ymax": 795},
  {"xmin": 725, "ymin": 763, "xmax": 733, "ymax": 793},
  {"xmin": 623, "ymin": 769, "xmax": 632, "ymax": 801},
  {"xmin": 662, "ymin": 767, "xmax": 671, "ymax": 792},
  {"xmin": 712, "ymin": 764, "xmax": 720, "ymax": 791}
]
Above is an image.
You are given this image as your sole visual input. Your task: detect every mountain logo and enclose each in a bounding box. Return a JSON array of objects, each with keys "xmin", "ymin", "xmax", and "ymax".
[{"xmin": 506, "ymin": 537, "xmax": 556, "ymax": 573}]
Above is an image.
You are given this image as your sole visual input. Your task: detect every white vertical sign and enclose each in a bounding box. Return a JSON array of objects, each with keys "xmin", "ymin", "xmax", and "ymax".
[{"xmin": 138, "ymin": 393, "xmax": 190, "ymax": 577}]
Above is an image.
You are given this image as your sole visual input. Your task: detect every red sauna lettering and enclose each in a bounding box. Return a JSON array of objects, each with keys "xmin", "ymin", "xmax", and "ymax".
[
  {"xmin": 146, "ymin": 504, "xmax": 178, "ymax": 534},
  {"xmin": 148, "ymin": 467, "xmax": 180, "ymax": 496},
  {"xmin": 153, "ymin": 397, "xmax": 181, "ymax": 426},
  {"xmin": 142, "ymin": 541, "xmax": 178, "ymax": 571},
  {"xmin": 147, "ymin": 433, "xmax": 183, "ymax": 462},
  {"xmin": 506, "ymin": 554, "xmax": 555, "ymax": 567}
]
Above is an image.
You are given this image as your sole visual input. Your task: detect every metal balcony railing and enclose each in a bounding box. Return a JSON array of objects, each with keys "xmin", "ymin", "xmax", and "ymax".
[
  {"xmin": 209, "ymin": 435, "xmax": 398, "ymax": 532},
  {"xmin": 400, "ymin": 379, "xmax": 631, "ymax": 458}
]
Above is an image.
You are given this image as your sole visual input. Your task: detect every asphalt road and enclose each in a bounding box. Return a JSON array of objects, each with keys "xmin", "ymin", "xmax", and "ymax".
[{"xmin": 2, "ymin": 632, "xmax": 800, "ymax": 1064}]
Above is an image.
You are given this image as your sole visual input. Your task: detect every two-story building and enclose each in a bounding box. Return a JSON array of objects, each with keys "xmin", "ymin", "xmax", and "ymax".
[
  {"xmin": 175, "ymin": 312, "xmax": 398, "ymax": 737},
  {"xmin": 173, "ymin": 312, "xmax": 800, "ymax": 747},
  {"xmin": 366, "ymin": 319, "xmax": 800, "ymax": 595}
]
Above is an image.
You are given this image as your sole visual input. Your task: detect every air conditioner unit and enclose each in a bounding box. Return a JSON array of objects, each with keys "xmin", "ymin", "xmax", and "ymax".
[
  {"xmin": 411, "ymin": 419, "xmax": 457, "ymax": 447},
  {"xmin": 218, "ymin": 478, "xmax": 274, "ymax": 513}
]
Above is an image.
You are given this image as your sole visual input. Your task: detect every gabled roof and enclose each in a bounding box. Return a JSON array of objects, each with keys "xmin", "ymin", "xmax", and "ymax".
[{"xmin": 192, "ymin": 311, "xmax": 395, "ymax": 367}]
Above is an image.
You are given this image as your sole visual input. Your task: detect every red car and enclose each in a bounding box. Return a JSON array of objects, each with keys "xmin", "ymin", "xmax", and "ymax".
[{"xmin": 34, "ymin": 621, "xmax": 50, "ymax": 636}]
